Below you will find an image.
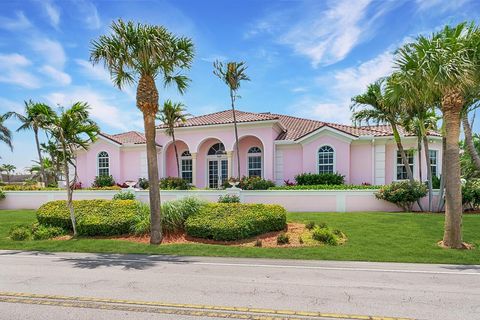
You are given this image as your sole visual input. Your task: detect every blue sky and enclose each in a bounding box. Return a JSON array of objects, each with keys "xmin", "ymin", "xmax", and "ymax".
[{"xmin": 0, "ymin": 0, "xmax": 479, "ymax": 171}]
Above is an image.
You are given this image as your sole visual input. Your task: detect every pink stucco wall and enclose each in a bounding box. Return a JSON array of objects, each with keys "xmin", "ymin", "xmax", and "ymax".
[
  {"xmin": 280, "ymin": 145, "xmax": 303, "ymax": 183},
  {"xmin": 350, "ymin": 142, "xmax": 373, "ymax": 185}
]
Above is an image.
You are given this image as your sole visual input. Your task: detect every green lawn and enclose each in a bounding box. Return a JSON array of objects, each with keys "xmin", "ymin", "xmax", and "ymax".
[{"xmin": 1, "ymin": 210, "xmax": 479, "ymax": 264}]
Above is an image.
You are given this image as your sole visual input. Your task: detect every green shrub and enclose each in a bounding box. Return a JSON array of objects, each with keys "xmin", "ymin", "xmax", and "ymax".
[
  {"xmin": 85, "ymin": 186, "xmax": 121, "ymax": 190},
  {"xmin": 463, "ymin": 179, "xmax": 480, "ymax": 210},
  {"xmin": 131, "ymin": 197, "xmax": 206, "ymax": 235},
  {"xmin": 312, "ymin": 227, "xmax": 338, "ymax": 245},
  {"xmin": 305, "ymin": 221, "xmax": 316, "ymax": 230},
  {"xmin": 137, "ymin": 178, "xmax": 149, "ymax": 190},
  {"xmin": 432, "ymin": 175, "xmax": 441, "ymax": 189},
  {"xmin": 32, "ymin": 224, "xmax": 67, "ymax": 240},
  {"xmin": 185, "ymin": 203, "xmax": 287, "ymax": 241},
  {"xmin": 0, "ymin": 190, "xmax": 5, "ymax": 199},
  {"xmin": 218, "ymin": 194, "xmax": 240, "ymax": 203},
  {"xmin": 238, "ymin": 176, "xmax": 275, "ymax": 190},
  {"xmin": 269, "ymin": 184, "xmax": 381, "ymax": 190},
  {"xmin": 36, "ymin": 199, "xmax": 141, "ymax": 236},
  {"xmin": 9, "ymin": 225, "xmax": 31, "ymax": 241},
  {"xmin": 317, "ymin": 222, "xmax": 328, "ymax": 229},
  {"xmin": 295, "ymin": 173, "xmax": 345, "ymax": 186},
  {"xmin": 277, "ymin": 232, "xmax": 289, "ymax": 245},
  {"xmin": 92, "ymin": 175, "xmax": 116, "ymax": 188},
  {"xmin": 375, "ymin": 181, "xmax": 427, "ymax": 211},
  {"xmin": 113, "ymin": 191, "xmax": 136, "ymax": 200},
  {"xmin": 159, "ymin": 177, "xmax": 191, "ymax": 190}
]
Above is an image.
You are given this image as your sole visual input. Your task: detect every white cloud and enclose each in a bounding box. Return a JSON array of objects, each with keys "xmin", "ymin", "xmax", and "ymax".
[
  {"xmin": 292, "ymin": 98, "xmax": 353, "ymax": 124},
  {"xmin": 31, "ymin": 38, "xmax": 66, "ymax": 69},
  {"xmin": 0, "ymin": 53, "xmax": 40, "ymax": 89},
  {"xmin": 75, "ymin": 59, "xmax": 111, "ymax": 82},
  {"xmin": 75, "ymin": 0, "xmax": 101, "ymax": 30},
  {"xmin": 291, "ymin": 87, "xmax": 308, "ymax": 93},
  {"xmin": 416, "ymin": 0, "xmax": 470, "ymax": 12},
  {"xmin": 44, "ymin": 87, "xmax": 141, "ymax": 131},
  {"xmin": 201, "ymin": 54, "xmax": 227, "ymax": 63},
  {"xmin": 0, "ymin": 11, "xmax": 32, "ymax": 30},
  {"xmin": 0, "ymin": 97, "xmax": 23, "ymax": 113},
  {"xmin": 42, "ymin": 1, "xmax": 60, "ymax": 28},
  {"xmin": 39, "ymin": 65, "xmax": 71, "ymax": 86}
]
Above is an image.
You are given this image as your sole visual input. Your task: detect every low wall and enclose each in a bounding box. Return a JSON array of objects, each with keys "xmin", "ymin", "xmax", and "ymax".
[{"xmin": 0, "ymin": 189, "xmax": 439, "ymax": 212}]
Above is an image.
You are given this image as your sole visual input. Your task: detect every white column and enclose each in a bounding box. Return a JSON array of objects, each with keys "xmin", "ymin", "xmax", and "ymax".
[
  {"xmin": 374, "ymin": 141, "xmax": 386, "ymax": 185},
  {"xmin": 191, "ymin": 152, "xmax": 197, "ymax": 186},
  {"xmin": 227, "ymin": 151, "xmax": 233, "ymax": 179}
]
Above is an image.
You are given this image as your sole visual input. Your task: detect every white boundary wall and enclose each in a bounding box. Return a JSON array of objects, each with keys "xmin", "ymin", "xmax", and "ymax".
[{"xmin": 0, "ymin": 189, "xmax": 439, "ymax": 212}]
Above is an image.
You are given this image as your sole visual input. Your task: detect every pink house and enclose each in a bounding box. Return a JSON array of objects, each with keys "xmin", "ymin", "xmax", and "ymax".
[{"xmin": 75, "ymin": 110, "xmax": 442, "ymax": 188}]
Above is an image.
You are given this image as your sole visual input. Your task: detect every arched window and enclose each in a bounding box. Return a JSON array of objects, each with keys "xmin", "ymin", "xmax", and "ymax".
[
  {"xmin": 97, "ymin": 151, "xmax": 109, "ymax": 176},
  {"xmin": 207, "ymin": 143, "xmax": 226, "ymax": 156},
  {"xmin": 181, "ymin": 150, "xmax": 193, "ymax": 183},
  {"xmin": 248, "ymin": 146, "xmax": 262, "ymax": 177},
  {"xmin": 318, "ymin": 146, "xmax": 334, "ymax": 174}
]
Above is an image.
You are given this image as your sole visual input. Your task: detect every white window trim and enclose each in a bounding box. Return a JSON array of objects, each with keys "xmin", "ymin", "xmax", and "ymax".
[
  {"xmin": 97, "ymin": 151, "xmax": 110, "ymax": 176},
  {"xmin": 205, "ymin": 143, "xmax": 228, "ymax": 188},
  {"xmin": 428, "ymin": 149, "xmax": 440, "ymax": 178},
  {"xmin": 247, "ymin": 146, "xmax": 263, "ymax": 178},
  {"xmin": 393, "ymin": 149, "xmax": 416, "ymax": 181},
  {"xmin": 180, "ymin": 151, "xmax": 193, "ymax": 183},
  {"xmin": 317, "ymin": 145, "xmax": 336, "ymax": 174}
]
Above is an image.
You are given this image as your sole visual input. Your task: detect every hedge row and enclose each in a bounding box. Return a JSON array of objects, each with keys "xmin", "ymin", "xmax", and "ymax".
[
  {"xmin": 185, "ymin": 203, "xmax": 287, "ymax": 241},
  {"xmin": 36, "ymin": 199, "xmax": 140, "ymax": 236},
  {"xmin": 269, "ymin": 184, "xmax": 383, "ymax": 190}
]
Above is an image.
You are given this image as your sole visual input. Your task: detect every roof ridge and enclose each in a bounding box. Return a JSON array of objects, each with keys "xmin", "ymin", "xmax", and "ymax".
[{"xmin": 270, "ymin": 112, "xmax": 324, "ymax": 124}]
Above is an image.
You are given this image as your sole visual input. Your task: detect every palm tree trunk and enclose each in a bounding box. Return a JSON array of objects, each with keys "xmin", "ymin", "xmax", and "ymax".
[
  {"xmin": 60, "ymin": 137, "xmax": 76, "ymax": 236},
  {"xmin": 462, "ymin": 113, "xmax": 480, "ymax": 171},
  {"xmin": 230, "ymin": 90, "xmax": 241, "ymax": 179},
  {"xmin": 137, "ymin": 74, "xmax": 162, "ymax": 245},
  {"xmin": 436, "ymin": 137, "xmax": 446, "ymax": 212},
  {"xmin": 172, "ymin": 129, "xmax": 180, "ymax": 178},
  {"xmin": 392, "ymin": 124, "xmax": 415, "ymax": 182},
  {"xmin": 418, "ymin": 136, "xmax": 423, "ymax": 182},
  {"xmin": 423, "ymin": 135, "xmax": 433, "ymax": 212},
  {"xmin": 441, "ymin": 92, "xmax": 463, "ymax": 249},
  {"xmin": 34, "ymin": 128, "xmax": 47, "ymax": 185}
]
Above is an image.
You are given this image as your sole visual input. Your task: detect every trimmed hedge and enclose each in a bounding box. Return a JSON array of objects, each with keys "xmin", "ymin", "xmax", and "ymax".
[
  {"xmin": 269, "ymin": 184, "xmax": 382, "ymax": 190},
  {"xmin": 185, "ymin": 203, "xmax": 287, "ymax": 241},
  {"xmin": 375, "ymin": 181, "xmax": 427, "ymax": 211},
  {"xmin": 37, "ymin": 199, "xmax": 140, "ymax": 236},
  {"xmin": 160, "ymin": 177, "xmax": 191, "ymax": 190},
  {"xmin": 295, "ymin": 173, "xmax": 344, "ymax": 185}
]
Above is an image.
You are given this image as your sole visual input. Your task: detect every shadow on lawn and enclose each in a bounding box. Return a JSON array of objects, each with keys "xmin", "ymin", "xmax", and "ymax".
[{"xmin": 57, "ymin": 254, "xmax": 199, "ymax": 270}]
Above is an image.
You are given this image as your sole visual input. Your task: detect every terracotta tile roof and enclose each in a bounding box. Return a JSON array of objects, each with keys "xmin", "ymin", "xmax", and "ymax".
[
  {"xmin": 99, "ymin": 131, "xmax": 149, "ymax": 145},
  {"xmin": 157, "ymin": 109, "xmax": 279, "ymax": 129}
]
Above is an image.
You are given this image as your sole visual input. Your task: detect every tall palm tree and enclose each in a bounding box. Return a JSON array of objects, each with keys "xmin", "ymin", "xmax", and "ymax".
[
  {"xmin": 90, "ymin": 19, "xmax": 194, "ymax": 244},
  {"xmin": 213, "ymin": 61, "xmax": 250, "ymax": 180},
  {"xmin": 47, "ymin": 102, "xmax": 99, "ymax": 236},
  {"xmin": 0, "ymin": 164, "xmax": 16, "ymax": 183},
  {"xmin": 351, "ymin": 79, "xmax": 415, "ymax": 183},
  {"xmin": 41, "ymin": 139, "xmax": 62, "ymax": 184},
  {"xmin": 157, "ymin": 100, "xmax": 190, "ymax": 178},
  {"xmin": 29, "ymin": 158, "xmax": 56, "ymax": 186},
  {"xmin": 0, "ymin": 113, "xmax": 13, "ymax": 152},
  {"xmin": 7, "ymin": 100, "xmax": 55, "ymax": 185},
  {"xmin": 394, "ymin": 22, "xmax": 480, "ymax": 248},
  {"xmin": 462, "ymin": 102, "xmax": 480, "ymax": 171}
]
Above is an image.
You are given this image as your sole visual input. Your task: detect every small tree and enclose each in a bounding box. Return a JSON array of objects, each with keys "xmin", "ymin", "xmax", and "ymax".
[
  {"xmin": 157, "ymin": 100, "xmax": 190, "ymax": 178},
  {"xmin": 213, "ymin": 60, "xmax": 250, "ymax": 179},
  {"xmin": 0, "ymin": 164, "xmax": 16, "ymax": 183},
  {"xmin": 47, "ymin": 102, "xmax": 99, "ymax": 236}
]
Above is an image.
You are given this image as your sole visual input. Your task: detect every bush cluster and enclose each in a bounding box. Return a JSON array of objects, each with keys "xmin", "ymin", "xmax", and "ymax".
[
  {"xmin": 237, "ymin": 176, "xmax": 275, "ymax": 190},
  {"xmin": 269, "ymin": 184, "xmax": 382, "ymax": 190},
  {"xmin": 131, "ymin": 197, "xmax": 206, "ymax": 235},
  {"xmin": 463, "ymin": 179, "xmax": 480, "ymax": 210},
  {"xmin": 113, "ymin": 191, "xmax": 136, "ymax": 200},
  {"xmin": 218, "ymin": 194, "xmax": 240, "ymax": 203},
  {"xmin": 185, "ymin": 203, "xmax": 287, "ymax": 241},
  {"xmin": 9, "ymin": 225, "xmax": 32, "ymax": 241},
  {"xmin": 375, "ymin": 181, "xmax": 427, "ymax": 211},
  {"xmin": 92, "ymin": 175, "xmax": 116, "ymax": 188},
  {"xmin": 276, "ymin": 232, "xmax": 289, "ymax": 245},
  {"xmin": 159, "ymin": 177, "xmax": 191, "ymax": 190},
  {"xmin": 85, "ymin": 186, "xmax": 122, "ymax": 190},
  {"xmin": 31, "ymin": 224, "xmax": 67, "ymax": 240},
  {"xmin": 311, "ymin": 226, "xmax": 338, "ymax": 245},
  {"xmin": 137, "ymin": 178, "xmax": 149, "ymax": 190},
  {"xmin": 37, "ymin": 199, "xmax": 141, "ymax": 236},
  {"xmin": 295, "ymin": 173, "xmax": 345, "ymax": 186},
  {"xmin": 0, "ymin": 190, "xmax": 5, "ymax": 199},
  {"xmin": 0, "ymin": 185, "xmax": 60, "ymax": 191}
]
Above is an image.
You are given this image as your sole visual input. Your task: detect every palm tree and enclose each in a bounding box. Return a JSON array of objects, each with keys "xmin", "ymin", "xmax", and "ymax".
[
  {"xmin": 90, "ymin": 19, "xmax": 194, "ymax": 244},
  {"xmin": 47, "ymin": 102, "xmax": 99, "ymax": 236},
  {"xmin": 462, "ymin": 103, "xmax": 480, "ymax": 172},
  {"xmin": 213, "ymin": 60, "xmax": 250, "ymax": 180},
  {"xmin": 7, "ymin": 100, "xmax": 55, "ymax": 185},
  {"xmin": 157, "ymin": 100, "xmax": 190, "ymax": 178},
  {"xmin": 394, "ymin": 22, "xmax": 480, "ymax": 249},
  {"xmin": 29, "ymin": 158, "xmax": 57, "ymax": 186},
  {"xmin": 351, "ymin": 79, "xmax": 415, "ymax": 183},
  {"xmin": 0, "ymin": 113, "xmax": 13, "ymax": 152},
  {"xmin": 0, "ymin": 164, "xmax": 16, "ymax": 183},
  {"xmin": 41, "ymin": 140, "xmax": 62, "ymax": 184}
]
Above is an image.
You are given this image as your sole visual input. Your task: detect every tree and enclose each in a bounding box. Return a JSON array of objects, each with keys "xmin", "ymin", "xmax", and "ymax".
[
  {"xmin": 157, "ymin": 100, "xmax": 190, "ymax": 178},
  {"xmin": 47, "ymin": 102, "xmax": 99, "ymax": 236},
  {"xmin": 90, "ymin": 19, "xmax": 194, "ymax": 244},
  {"xmin": 394, "ymin": 22, "xmax": 480, "ymax": 248},
  {"xmin": 41, "ymin": 139, "xmax": 63, "ymax": 184},
  {"xmin": 213, "ymin": 60, "xmax": 250, "ymax": 180},
  {"xmin": 461, "ymin": 133, "xmax": 480, "ymax": 179},
  {"xmin": 29, "ymin": 158, "xmax": 57, "ymax": 186},
  {"xmin": 0, "ymin": 113, "xmax": 13, "ymax": 152},
  {"xmin": 351, "ymin": 79, "xmax": 415, "ymax": 183},
  {"xmin": 0, "ymin": 164, "xmax": 16, "ymax": 183},
  {"xmin": 462, "ymin": 104, "xmax": 480, "ymax": 172},
  {"xmin": 7, "ymin": 100, "xmax": 55, "ymax": 185}
]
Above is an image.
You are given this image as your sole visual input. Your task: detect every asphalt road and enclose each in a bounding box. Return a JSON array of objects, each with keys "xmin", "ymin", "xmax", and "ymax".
[{"xmin": 0, "ymin": 250, "xmax": 479, "ymax": 320}]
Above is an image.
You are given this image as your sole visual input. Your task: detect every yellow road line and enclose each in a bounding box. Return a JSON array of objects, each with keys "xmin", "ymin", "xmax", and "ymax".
[{"xmin": 0, "ymin": 291, "xmax": 413, "ymax": 320}]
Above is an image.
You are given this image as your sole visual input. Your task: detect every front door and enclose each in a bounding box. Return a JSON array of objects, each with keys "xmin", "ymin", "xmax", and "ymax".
[{"xmin": 208, "ymin": 158, "xmax": 228, "ymax": 188}]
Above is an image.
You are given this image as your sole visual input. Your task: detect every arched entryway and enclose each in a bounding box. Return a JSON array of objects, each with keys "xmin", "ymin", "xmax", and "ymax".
[
  {"xmin": 233, "ymin": 135, "xmax": 265, "ymax": 178},
  {"xmin": 206, "ymin": 142, "xmax": 228, "ymax": 188}
]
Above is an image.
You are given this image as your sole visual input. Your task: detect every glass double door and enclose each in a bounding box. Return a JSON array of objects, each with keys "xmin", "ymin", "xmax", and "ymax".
[{"xmin": 208, "ymin": 158, "xmax": 228, "ymax": 189}]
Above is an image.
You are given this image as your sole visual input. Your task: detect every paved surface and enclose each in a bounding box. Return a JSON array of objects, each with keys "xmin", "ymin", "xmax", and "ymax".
[{"xmin": 0, "ymin": 250, "xmax": 479, "ymax": 320}]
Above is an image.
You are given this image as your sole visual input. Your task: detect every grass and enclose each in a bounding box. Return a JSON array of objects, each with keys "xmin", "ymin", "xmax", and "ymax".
[{"xmin": 1, "ymin": 210, "xmax": 479, "ymax": 264}]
